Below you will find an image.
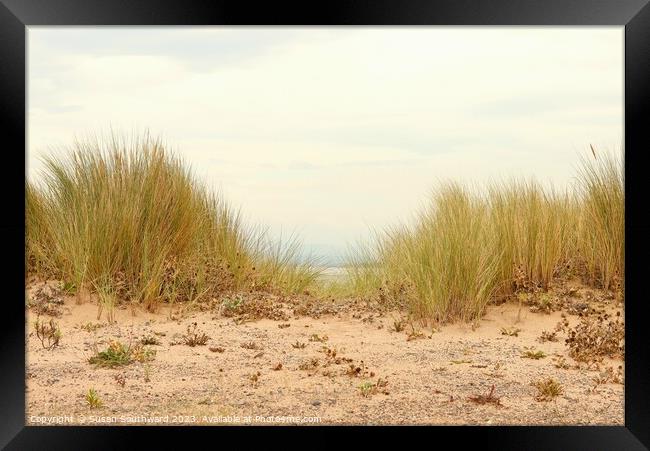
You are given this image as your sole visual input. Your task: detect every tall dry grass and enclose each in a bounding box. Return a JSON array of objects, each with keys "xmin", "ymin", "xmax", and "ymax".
[
  {"xmin": 344, "ymin": 148, "xmax": 624, "ymax": 322},
  {"xmin": 488, "ymin": 180, "xmax": 575, "ymax": 294},
  {"xmin": 576, "ymin": 147, "xmax": 624, "ymax": 290},
  {"xmin": 26, "ymin": 133, "xmax": 321, "ymax": 315}
]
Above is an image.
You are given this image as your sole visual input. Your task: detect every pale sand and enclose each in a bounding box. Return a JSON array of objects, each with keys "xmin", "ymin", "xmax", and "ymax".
[{"xmin": 26, "ymin": 283, "xmax": 624, "ymax": 426}]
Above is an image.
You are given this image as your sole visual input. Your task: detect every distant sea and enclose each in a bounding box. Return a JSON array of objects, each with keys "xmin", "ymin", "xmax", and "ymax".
[{"xmin": 318, "ymin": 266, "xmax": 347, "ymax": 282}]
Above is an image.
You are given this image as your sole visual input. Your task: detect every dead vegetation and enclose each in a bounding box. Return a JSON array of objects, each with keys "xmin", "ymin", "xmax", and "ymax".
[
  {"xmin": 33, "ymin": 317, "xmax": 62, "ymax": 350},
  {"xmin": 308, "ymin": 333, "xmax": 328, "ymax": 343},
  {"xmin": 320, "ymin": 346, "xmax": 354, "ymax": 367},
  {"xmin": 298, "ymin": 358, "xmax": 320, "ymax": 371},
  {"xmin": 220, "ymin": 294, "xmax": 289, "ymax": 323},
  {"xmin": 538, "ymin": 330, "xmax": 558, "ymax": 343},
  {"xmin": 345, "ymin": 360, "xmax": 373, "ymax": 378},
  {"xmin": 391, "ymin": 318, "xmax": 406, "ymax": 332},
  {"xmin": 181, "ymin": 323, "xmax": 210, "ymax": 347},
  {"xmin": 139, "ymin": 333, "xmax": 161, "ymax": 346},
  {"xmin": 114, "ymin": 373, "xmax": 126, "ymax": 388},
  {"xmin": 513, "ymin": 283, "xmax": 613, "ymax": 319},
  {"xmin": 26, "ymin": 281, "xmax": 624, "ymax": 425},
  {"xmin": 524, "ymin": 292, "xmax": 557, "ymax": 315},
  {"xmin": 241, "ymin": 341, "xmax": 262, "ymax": 350},
  {"xmin": 27, "ymin": 283, "xmax": 65, "ymax": 317},
  {"xmin": 292, "ymin": 298, "xmax": 344, "ymax": 319},
  {"xmin": 557, "ymin": 312, "xmax": 624, "ymax": 362},
  {"xmin": 291, "ymin": 341, "xmax": 306, "ymax": 349},
  {"xmin": 406, "ymin": 328, "xmax": 428, "ymax": 341},
  {"xmin": 468, "ymin": 384, "xmax": 503, "ymax": 406},
  {"xmin": 500, "ymin": 326, "xmax": 521, "ymax": 337},
  {"xmin": 591, "ymin": 365, "xmax": 624, "ymax": 391}
]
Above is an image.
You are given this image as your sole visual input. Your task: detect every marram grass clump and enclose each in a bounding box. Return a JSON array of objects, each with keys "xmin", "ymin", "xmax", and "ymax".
[
  {"xmin": 343, "ymin": 183, "xmax": 502, "ymax": 322},
  {"xmin": 26, "ymin": 133, "xmax": 321, "ymax": 315},
  {"xmin": 576, "ymin": 147, "xmax": 624, "ymax": 291},
  {"xmin": 343, "ymin": 147, "xmax": 623, "ymax": 323}
]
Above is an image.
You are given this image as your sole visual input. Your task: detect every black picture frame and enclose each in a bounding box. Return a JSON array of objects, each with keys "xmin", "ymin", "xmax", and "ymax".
[{"xmin": 2, "ymin": 0, "xmax": 649, "ymax": 449}]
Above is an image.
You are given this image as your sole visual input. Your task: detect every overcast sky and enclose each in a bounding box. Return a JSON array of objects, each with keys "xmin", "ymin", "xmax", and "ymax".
[{"xmin": 27, "ymin": 27, "xmax": 623, "ymax": 264}]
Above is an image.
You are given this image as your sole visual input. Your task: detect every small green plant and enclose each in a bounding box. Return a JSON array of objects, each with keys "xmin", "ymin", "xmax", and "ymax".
[
  {"xmin": 359, "ymin": 378, "xmax": 389, "ymax": 397},
  {"xmin": 291, "ymin": 341, "xmax": 306, "ymax": 349},
  {"xmin": 533, "ymin": 378, "xmax": 563, "ymax": 401},
  {"xmin": 182, "ymin": 322, "xmax": 210, "ymax": 347},
  {"xmin": 221, "ymin": 295, "xmax": 244, "ymax": 315},
  {"xmin": 520, "ymin": 347, "xmax": 547, "ymax": 360},
  {"xmin": 34, "ymin": 317, "xmax": 62, "ymax": 350},
  {"xmin": 359, "ymin": 381, "xmax": 374, "ymax": 397},
  {"xmin": 85, "ymin": 388, "xmax": 103, "ymax": 409},
  {"xmin": 88, "ymin": 340, "xmax": 155, "ymax": 368},
  {"xmin": 62, "ymin": 281, "xmax": 77, "ymax": 294}
]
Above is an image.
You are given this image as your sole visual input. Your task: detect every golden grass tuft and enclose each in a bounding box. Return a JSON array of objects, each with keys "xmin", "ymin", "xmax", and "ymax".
[
  {"xmin": 26, "ymin": 132, "xmax": 321, "ymax": 316},
  {"xmin": 576, "ymin": 147, "xmax": 624, "ymax": 290},
  {"xmin": 343, "ymin": 147, "xmax": 623, "ymax": 322}
]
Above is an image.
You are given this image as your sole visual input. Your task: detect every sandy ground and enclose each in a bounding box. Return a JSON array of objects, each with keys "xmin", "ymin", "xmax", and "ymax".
[{"xmin": 26, "ymin": 283, "xmax": 624, "ymax": 426}]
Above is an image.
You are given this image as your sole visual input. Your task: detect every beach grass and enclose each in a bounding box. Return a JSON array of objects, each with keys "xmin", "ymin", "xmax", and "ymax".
[
  {"xmin": 344, "ymin": 147, "xmax": 623, "ymax": 322},
  {"xmin": 26, "ymin": 135, "xmax": 622, "ymax": 324},
  {"xmin": 576, "ymin": 147, "xmax": 624, "ymax": 291},
  {"xmin": 26, "ymin": 132, "xmax": 321, "ymax": 316}
]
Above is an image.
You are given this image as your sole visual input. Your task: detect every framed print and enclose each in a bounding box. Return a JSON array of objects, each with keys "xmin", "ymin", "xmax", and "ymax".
[{"xmin": 1, "ymin": 0, "xmax": 649, "ymax": 448}]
